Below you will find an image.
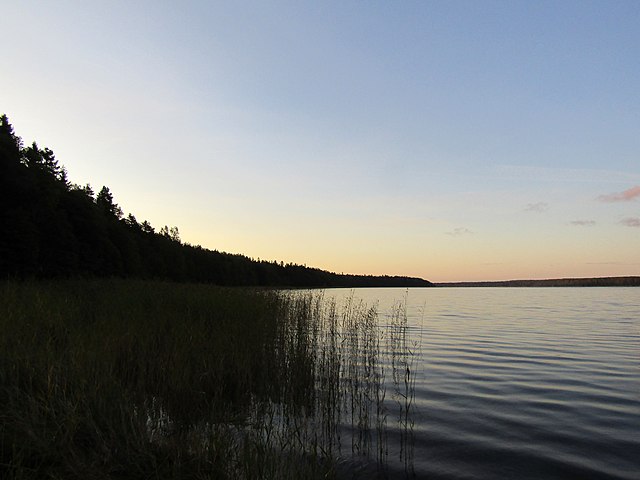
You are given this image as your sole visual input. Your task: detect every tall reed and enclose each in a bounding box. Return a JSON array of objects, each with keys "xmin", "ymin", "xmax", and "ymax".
[{"xmin": 0, "ymin": 280, "xmax": 417, "ymax": 479}]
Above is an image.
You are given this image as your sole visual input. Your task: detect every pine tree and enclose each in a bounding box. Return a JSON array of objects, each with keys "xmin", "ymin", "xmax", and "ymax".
[{"xmin": 96, "ymin": 186, "xmax": 124, "ymax": 219}]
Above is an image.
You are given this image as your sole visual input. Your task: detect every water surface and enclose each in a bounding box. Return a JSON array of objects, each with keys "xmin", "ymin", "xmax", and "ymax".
[{"xmin": 328, "ymin": 287, "xmax": 639, "ymax": 479}]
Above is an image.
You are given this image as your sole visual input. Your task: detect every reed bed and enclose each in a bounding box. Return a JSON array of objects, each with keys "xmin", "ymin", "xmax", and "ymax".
[{"xmin": 0, "ymin": 280, "xmax": 416, "ymax": 479}]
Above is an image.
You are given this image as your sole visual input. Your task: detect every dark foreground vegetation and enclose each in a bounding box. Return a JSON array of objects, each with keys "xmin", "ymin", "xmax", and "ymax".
[
  {"xmin": 0, "ymin": 279, "xmax": 416, "ymax": 479},
  {"xmin": 0, "ymin": 114, "xmax": 430, "ymax": 287},
  {"xmin": 436, "ymin": 276, "xmax": 640, "ymax": 287}
]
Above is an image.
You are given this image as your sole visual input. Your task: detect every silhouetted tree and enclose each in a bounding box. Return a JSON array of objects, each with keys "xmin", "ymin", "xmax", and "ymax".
[
  {"xmin": 140, "ymin": 220, "xmax": 155, "ymax": 234},
  {"xmin": 0, "ymin": 113, "xmax": 433, "ymax": 286},
  {"xmin": 96, "ymin": 186, "xmax": 123, "ymax": 219}
]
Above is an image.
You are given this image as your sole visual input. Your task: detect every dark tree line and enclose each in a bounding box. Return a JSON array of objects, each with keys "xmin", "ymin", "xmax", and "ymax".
[
  {"xmin": 435, "ymin": 277, "xmax": 640, "ymax": 287},
  {"xmin": 0, "ymin": 115, "xmax": 431, "ymax": 287}
]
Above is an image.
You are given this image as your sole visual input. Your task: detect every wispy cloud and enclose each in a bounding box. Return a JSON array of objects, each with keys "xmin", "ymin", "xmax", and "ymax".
[
  {"xmin": 570, "ymin": 220, "xmax": 596, "ymax": 226},
  {"xmin": 446, "ymin": 227, "xmax": 473, "ymax": 236},
  {"xmin": 597, "ymin": 185, "xmax": 640, "ymax": 202},
  {"xmin": 525, "ymin": 202, "xmax": 548, "ymax": 213},
  {"xmin": 620, "ymin": 217, "xmax": 640, "ymax": 227}
]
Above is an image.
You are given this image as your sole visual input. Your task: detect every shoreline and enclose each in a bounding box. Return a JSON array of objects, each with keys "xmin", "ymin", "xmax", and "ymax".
[{"xmin": 434, "ymin": 276, "xmax": 640, "ymax": 288}]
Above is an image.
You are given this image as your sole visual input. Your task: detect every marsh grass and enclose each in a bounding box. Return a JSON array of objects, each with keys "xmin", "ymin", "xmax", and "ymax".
[
  {"xmin": 0, "ymin": 280, "xmax": 416, "ymax": 479},
  {"xmin": 387, "ymin": 299, "xmax": 418, "ymax": 477}
]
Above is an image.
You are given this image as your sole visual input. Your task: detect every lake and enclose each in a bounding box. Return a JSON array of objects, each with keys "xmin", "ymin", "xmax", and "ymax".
[{"xmin": 323, "ymin": 287, "xmax": 639, "ymax": 479}]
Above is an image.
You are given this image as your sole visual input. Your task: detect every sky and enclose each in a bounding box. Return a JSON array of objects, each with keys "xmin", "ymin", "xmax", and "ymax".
[{"xmin": 2, "ymin": 0, "xmax": 639, "ymax": 282}]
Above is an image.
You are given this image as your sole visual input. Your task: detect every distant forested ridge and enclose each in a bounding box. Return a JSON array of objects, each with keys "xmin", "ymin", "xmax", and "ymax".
[
  {"xmin": 435, "ymin": 277, "xmax": 640, "ymax": 287},
  {"xmin": 0, "ymin": 115, "xmax": 430, "ymax": 287}
]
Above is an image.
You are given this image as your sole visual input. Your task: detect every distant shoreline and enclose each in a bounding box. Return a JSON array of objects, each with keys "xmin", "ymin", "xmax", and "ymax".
[{"xmin": 434, "ymin": 276, "xmax": 640, "ymax": 287}]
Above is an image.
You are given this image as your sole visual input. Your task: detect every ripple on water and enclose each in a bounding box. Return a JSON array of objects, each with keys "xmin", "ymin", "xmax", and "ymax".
[{"xmin": 328, "ymin": 287, "xmax": 640, "ymax": 479}]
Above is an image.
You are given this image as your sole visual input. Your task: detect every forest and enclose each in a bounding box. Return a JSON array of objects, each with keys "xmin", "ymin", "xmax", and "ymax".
[
  {"xmin": 436, "ymin": 277, "xmax": 640, "ymax": 287},
  {"xmin": 0, "ymin": 114, "xmax": 430, "ymax": 287}
]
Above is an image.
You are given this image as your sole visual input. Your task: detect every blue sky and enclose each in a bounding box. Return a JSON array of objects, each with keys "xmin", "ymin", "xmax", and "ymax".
[{"xmin": 2, "ymin": 1, "xmax": 639, "ymax": 281}]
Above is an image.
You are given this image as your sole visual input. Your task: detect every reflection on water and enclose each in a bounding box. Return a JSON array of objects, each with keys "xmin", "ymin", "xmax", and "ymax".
[
  {"xmin": 327, "ymin": 287, "xmax": 640, "ymax": 479},
  {"xmin": 243, "ymin": 294, "xmax": 420, "ymax": 479}
]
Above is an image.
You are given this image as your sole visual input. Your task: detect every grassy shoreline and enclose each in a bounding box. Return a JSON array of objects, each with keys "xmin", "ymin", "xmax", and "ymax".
[{"xmin": 0, "ymin": 279, "xmax": 411, "ymax": 479}]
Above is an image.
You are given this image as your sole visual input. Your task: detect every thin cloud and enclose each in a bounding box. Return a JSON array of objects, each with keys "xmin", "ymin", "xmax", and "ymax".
[
  {"xmin": 620, "ymin": 217, "xmax": 640, "ymax": 227},
  {"xmin": 446, "ymin": 227, "xmax": 473, "ymax": 236},
  {"xmin": 525, "ymin": 202, "xmax": 548, "ymax": 213},
  {"xmin": 570, "ymin": 220, "xmax": 596, "ymax": 226},
  {"xmin": 597, "ymin": 185, "xmax": 640, "ymax": 202}
]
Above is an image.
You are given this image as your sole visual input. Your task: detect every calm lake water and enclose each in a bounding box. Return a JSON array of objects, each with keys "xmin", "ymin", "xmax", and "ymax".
[{"xmin": 325, "ymin": 287, "xmax": 639, "ymax": 480}]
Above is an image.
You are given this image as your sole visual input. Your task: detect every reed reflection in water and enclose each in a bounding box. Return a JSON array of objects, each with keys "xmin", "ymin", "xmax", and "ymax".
[{"xmin": 241, "ymin": 292, "xmax": 420, "ymax": 479}]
